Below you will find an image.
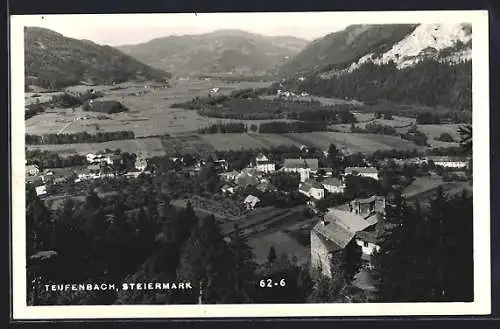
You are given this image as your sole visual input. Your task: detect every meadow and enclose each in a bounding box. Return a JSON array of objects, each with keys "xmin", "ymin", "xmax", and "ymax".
[{"xmin": 25, "ymin": 79, "xmax": 273, "ymax": 137}]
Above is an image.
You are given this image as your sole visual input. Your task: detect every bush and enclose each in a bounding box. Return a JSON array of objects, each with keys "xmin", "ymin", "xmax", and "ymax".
[
  {"xmin": 82, "ymin": 100, "xmax": 128, "ymax": 114},
  {"xmin": 435, "ymin": 133, "xmax": 455, "ymax": 143}
]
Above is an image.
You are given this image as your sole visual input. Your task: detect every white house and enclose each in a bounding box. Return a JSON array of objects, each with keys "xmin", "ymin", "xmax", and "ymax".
[
  {"xmin": 135, "ymin": 158, "xmax": 148, "ymax": 171},
  {"xmin": 425, "ymin": 156, "xmax": 469, "ymax": 169},
  {"xmin": 283, "ymin": 158, "xmax": 319, "ymax": 182},
  {"xmin": 25, "ymin": 164, "xmax": 40, "ymax": 177},
  {"xmin": 254, "ymin": 154, "xmax": 275, "ymax": 173},
  {"xmin": 35, "ymin": 185, "xmax": 47, "ymax": 196},
  {"xmin": 344, "ymin": 167, "xmax": 379, "ymax": 181},
  {"xmin": 299, "ymin": 180, "xmax": 325, "ymax": 200},
  {"xmin": 322, "ymin": 177, "xmax": 345, "ymax": 194},
  {"xmin": 243, "ymin": 195, "xmax": 260, "ymax": 210}
]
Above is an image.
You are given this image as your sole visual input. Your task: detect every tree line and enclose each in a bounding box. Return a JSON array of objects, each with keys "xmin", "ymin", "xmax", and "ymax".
[{"xmin": 26, "ymin": 131, "xmax": 135, "ymax": 145}]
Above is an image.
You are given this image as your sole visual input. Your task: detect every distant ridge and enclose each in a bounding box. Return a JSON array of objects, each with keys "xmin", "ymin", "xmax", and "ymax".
[{"xmin": 117, "ymin": 29, "xmax": 309, "ymax": 76}]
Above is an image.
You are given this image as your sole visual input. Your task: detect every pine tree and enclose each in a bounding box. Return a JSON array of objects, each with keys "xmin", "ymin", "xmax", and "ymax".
[
  {"xmin": 177, "ymin": 214, "xmax": 233, "ymax": 303},
  {"xmin": 226, "ymin": 226, "xmax": 258, "ymax": 303},
  {"xmin": 267, "ymin": 246, "xmax": 277, "ymax": 263}
]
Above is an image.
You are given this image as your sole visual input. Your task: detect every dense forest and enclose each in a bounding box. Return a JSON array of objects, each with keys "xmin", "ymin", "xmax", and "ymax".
[
  {"xmin": 372, "ymin": 189, "xmax": 473, "ymax": 302},
  {"xmin": 297, "ymin": 60, "xmax": 472, "ymax": 111},
  {"xmin": 173, "ymin": 94, "xmax": 359, "ymax": 123}
]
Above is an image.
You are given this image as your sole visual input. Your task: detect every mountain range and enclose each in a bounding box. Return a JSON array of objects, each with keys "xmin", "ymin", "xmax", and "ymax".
[
  {"xmin": 24, "ymin": 23, "xmax": 472, "ymax": 110},
  {"xmin": 24, "ymin": 27, "xmax": 170, "ymax": 90},
  {"xmin": 117, "ymin": 30, "xmax": 309, "ymax": 76}
]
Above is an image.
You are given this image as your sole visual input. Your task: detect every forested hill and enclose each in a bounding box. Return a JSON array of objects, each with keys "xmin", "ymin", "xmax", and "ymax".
[
  {"xmin": 278, "ymin": 23, "xmax": 472, "ymax": 110},
  {"xmin": 117, "ymin": 30, "xmax": 308, "ymax": 76},
  {"xmin": 25, "ymin": 27, "xmax": 171, "ymax": 90},
  {"xmin": 295, "ymin": 59, "xmax": 472, "ymax": 110}
]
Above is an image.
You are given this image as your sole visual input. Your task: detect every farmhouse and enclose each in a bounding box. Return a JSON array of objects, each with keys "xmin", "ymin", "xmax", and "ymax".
[
  {"xmin": 243, "ymin": 195, "xmax": 260, "ymax": 210},
  {"xmin": 425, "ymin": 156, "xmax": 469, "ymax": 169},
  {"xmin": 322, "ymin": 177, "xmax": 345, "ymax": 194},
  {"xmin": 299, "ymin": 180, "xmax": 325, "ymax": 200},
  {"xmin": 344, "ymin": 167, "xmax": 379, "ymax": 181},
  {"xmin": 26, "ymin": 164, "xmax": 40, "ymax": 177},
  {"xmin": 283, "ymin": 158, "xmax": 319, "ymax": 182},
  {"xmin": 254, "ymin": 154, "xmax": 276, "ymax": 173},
  {"xmin": 310, "ymin": 198, "xmax": 385, "ymax": 278}
]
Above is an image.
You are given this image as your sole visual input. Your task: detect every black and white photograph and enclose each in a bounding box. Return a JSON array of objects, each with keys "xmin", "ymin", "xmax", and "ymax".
[{"xmin": 11, "ymin": 10, "xmax": 490, "ymax": 319}]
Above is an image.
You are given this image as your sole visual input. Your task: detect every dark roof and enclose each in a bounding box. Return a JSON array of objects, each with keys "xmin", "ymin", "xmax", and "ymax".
[
  {"xmin": 345, "ymin": 167, "xmax": 378, "ymax": 175},
  {"xmin": 284, "ymin": 158, "xmax": 319, "ymax": 170},
  {"xmin": 313, "ymin": 220, "xmax": 355, "ymax": 249},
  {"xmin": 313, "ymin": 208, "xmax": 379, "ymax": 249},
  {"xmin": 322, "ymin": 177, "xmax": 342, "ymax": 186}
]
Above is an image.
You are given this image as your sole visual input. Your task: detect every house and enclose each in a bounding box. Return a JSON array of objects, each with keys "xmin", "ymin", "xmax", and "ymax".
[
  {"xmin": 221, "ymin": 184, "xmax": 236, "ymax": 195},
  {"xmin": 35, "ymin": 185, "xmax": 47, "ymax": 196},
  {"xmin": 219, "ymin": 170, "xmax": 240, "ymax": 182},
  {"xmin": 214, "ymin": 159, "xmax": 229, "ymax": 172},
  {"xmin": 349, "ymin": 195, "xmax": 386, "ymax": 216},
  {"xmin": 283, "ymin": 158, "xmax": 319, "ymax": 182},
  {"xmin": 25, "ymin": 164, "xmax": 40, "ymax": 177},
  {"xmin": 254, "ymin": 154, "xmax": 275, "ymax": 173},
  {"xmin": 310, "ymin": 202, "xmax": 384, "ymax": 278},
  {"xmin": 322, "ymin": 177, "xmax": 345, "ymax": 194},
  {"xmin": 425, "ymin": 156, "xmax": 468, "ymax": 169},
  {"xmin": 135, "ymin": 157, "xmax": 148, "ymax": 171},
  {"xmin": 299, "ymin": 180, "xmax": 325, "ymax": 200},
  {"xmin": 243, "ymin": 195, "xmax": 260, "ymax": 210},
  {"xmin": 317, "ymin": 167, "xmax": 334, "ymax": 177},
  {"xmin": 344, "ymin": 167, "xmax": 379, "ymax": 181}
]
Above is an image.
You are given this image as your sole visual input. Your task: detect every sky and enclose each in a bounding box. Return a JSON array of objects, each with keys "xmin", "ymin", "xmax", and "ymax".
[{"xmin": 22, "ymin": 13, "xmax": 351, "ymax": 46}]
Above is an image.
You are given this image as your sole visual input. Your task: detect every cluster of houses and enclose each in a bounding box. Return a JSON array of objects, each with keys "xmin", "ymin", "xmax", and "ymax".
[
  {"xmin": 216, "ymin": 152, "xmax": 384, "ymax": 210},
  {"xmin": 25, "ymin": 153, "xmax": 152, "ymax": 197}
]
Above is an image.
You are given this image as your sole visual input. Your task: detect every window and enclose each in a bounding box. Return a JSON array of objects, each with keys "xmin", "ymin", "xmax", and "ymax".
[{"xmin": 363, "ymin": 241, "xmax": 369, "ymax": 248}]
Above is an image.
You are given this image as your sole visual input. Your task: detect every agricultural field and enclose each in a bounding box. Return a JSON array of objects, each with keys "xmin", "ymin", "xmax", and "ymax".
[
  {"xmin": 199, "ymin": 132, "xmax": 420, "ymax": 153},
  {"xmin": 26, "ymin": 137, "xmax": 166, "ymax": 157},
  {"xmin": 27, "ymin": 131, "xmax": 422, "ymax": 156},
  {"xmin": 25, "ymin": 79, "xmax": 272, "ymax": 137},
  {"xmin": 404, "ymin": 178, "xmax": 472, "ymax": 204}
]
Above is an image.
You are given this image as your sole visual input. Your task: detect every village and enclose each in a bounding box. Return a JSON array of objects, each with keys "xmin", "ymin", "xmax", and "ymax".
[{"xmin": 25, "ymin": 141, "xmax": 472, "ymax": 292}]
